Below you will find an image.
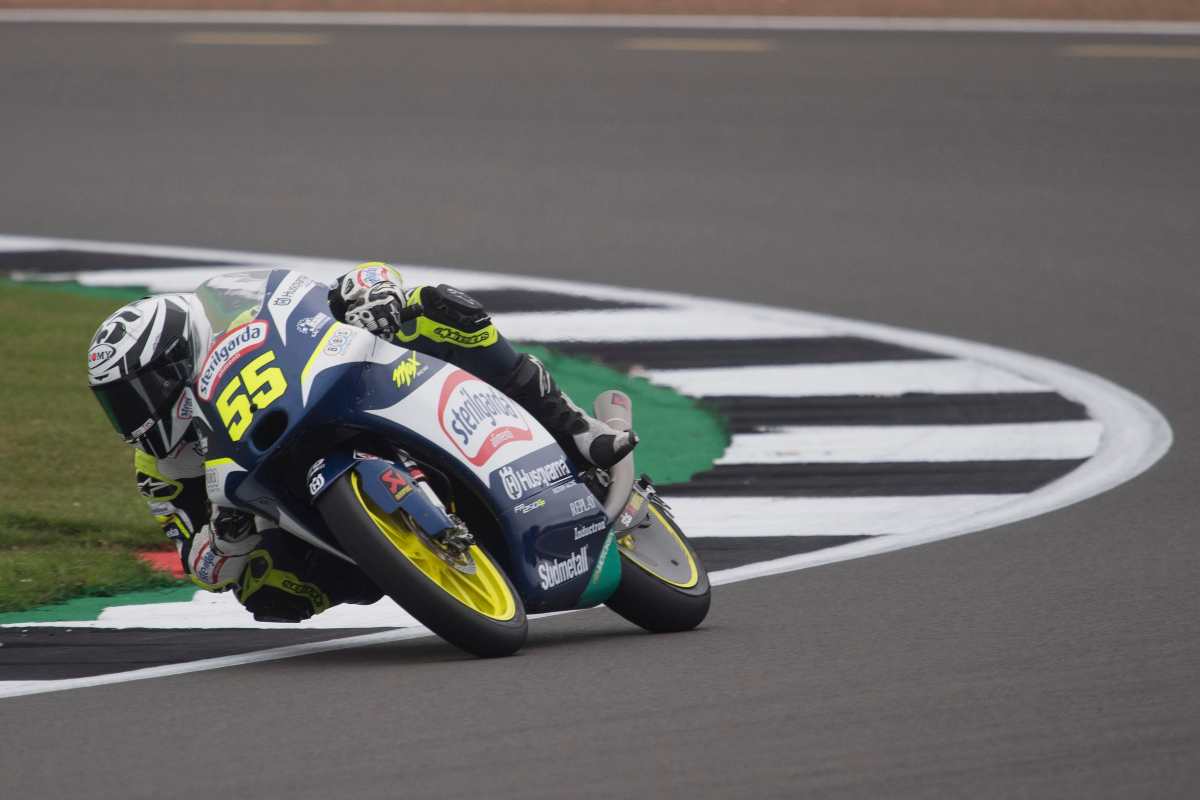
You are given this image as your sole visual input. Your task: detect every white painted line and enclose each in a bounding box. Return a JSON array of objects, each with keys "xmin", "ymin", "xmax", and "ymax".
[
  {"xmin": 717, "ymin": 421, "xmax": 1102, "ymax": 464},
  {"xmin": 175, "ymin": 31, "xmax": 328, "ymax": 46},
  {"xmin": 705, "ymin": 337, "xmax": 1172, "ymax": 584},
  {"xmin": 492, "ymin": 308, "xmax": 827, "ymax": 342},
  {"xmin": 0, "ymin": 236, "xmax": 59, "ymax": 252},
  {"xmin": 0, "ymin": 11, "xmax": 1199, "ymax": 36},
  {"xmin": 0, "ymin": 628, "xmax": 434, "ymax": 700},
  {"xmin": 618, "ymin": 36, "xmax": 774, "ymax": 52},
  {"xmin": 669, "ymin": 494, "xmax": 1018, "ymax": 537},
  {"xmin": 2, "ymin": 590, "xmax": 421, "ymax": 630},
  {"xmin": 1063, "ymin": 43, "xmax": 1200, "ymax": 59},
  {"xmin": 643, "ymin": 359, "xmax": 1049, "ymax": 397}
]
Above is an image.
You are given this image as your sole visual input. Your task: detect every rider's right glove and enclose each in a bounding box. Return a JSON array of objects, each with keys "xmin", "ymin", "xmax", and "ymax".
[
  {"xmin": 186, "ymin": 507, "xmax": 264, "ymax": 591},
  {"xmin": 337, "ymin": 263, "xmax": 407, "ymax": 338}
]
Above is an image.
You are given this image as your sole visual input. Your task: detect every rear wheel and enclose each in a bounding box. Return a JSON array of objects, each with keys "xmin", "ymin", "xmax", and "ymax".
[
  {"xmin": 605, "ymin": 499, "xmax": 710, "ymax": 633},
  {"xmin": 317, "ymin": 471, "xmax": 527, "ymax": 658}
]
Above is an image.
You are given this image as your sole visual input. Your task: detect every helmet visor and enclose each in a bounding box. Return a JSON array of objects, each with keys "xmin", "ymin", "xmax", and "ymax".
[{"xmin": 90, "ymin": 339, "xmax": 192, "ymax": 457}]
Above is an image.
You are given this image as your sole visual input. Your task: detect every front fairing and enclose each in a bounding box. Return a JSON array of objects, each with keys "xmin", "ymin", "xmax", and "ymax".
[{"xmin": 195, "ymin": 269, "xmax": 615, "ymax": 612}]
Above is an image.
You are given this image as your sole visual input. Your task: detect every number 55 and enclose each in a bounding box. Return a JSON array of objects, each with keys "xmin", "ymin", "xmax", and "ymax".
[{"xmin": 216, "ymin": 350, "xmax": 288, "ymax": 442}]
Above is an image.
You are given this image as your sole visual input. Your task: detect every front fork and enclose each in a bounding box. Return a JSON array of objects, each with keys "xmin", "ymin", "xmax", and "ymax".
[{"xmin": 307, "ymin": 450, "xmax": 461, "ymax": 544}]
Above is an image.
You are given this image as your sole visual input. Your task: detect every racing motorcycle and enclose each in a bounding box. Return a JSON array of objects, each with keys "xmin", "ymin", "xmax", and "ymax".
[{"xmin": 194, "ymin": 270, "xmax": 710, "ymax": 657}]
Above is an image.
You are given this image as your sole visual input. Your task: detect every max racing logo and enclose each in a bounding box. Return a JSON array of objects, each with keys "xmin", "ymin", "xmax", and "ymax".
[
  {"xmin": 196, "ymin": 321, "xmax": 269, "ymax": 401},
  {"xmin": 437, "ymin": 370, "xmax": 532, "ymax": 467},
  {"xmin": 392, "ymin": 351, "xmax": 427, "ymax": 388}
]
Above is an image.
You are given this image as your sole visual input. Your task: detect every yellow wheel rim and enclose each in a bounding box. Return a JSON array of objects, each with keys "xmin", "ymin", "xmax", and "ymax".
[
  {"xmin": 619, "ymin": 505, "xmax": 700, "ymax": 590},
  {"xmin": 352, "ymin": 473, "xmax": 518, "ymax": 621}
]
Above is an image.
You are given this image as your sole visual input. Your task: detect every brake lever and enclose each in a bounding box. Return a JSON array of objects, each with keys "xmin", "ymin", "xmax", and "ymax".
[{"xmin": 396, "ymin": 302, "xmax": 424, "ymax": 324}]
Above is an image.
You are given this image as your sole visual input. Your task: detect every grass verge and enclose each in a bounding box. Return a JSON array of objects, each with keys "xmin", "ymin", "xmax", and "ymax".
[{"xmin": 0, "ymin": 280, "xmax": 180, "ymax": 612}]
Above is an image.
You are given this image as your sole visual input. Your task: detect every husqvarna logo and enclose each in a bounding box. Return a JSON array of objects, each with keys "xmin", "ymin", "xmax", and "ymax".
[
  {"xmin": 498, "ymin": 458, "xmax": 571, "ymax": 501},
  {"xmin": 197, "ymin": 321, "xmax": 268, "ymax": 401},
  {"xmin": 500, "ymin": 467, "xmax": 523, "ymax": 500},
  {"xmin": 437, "ymin": 370, "xmax": 532, "ymax": 467}
]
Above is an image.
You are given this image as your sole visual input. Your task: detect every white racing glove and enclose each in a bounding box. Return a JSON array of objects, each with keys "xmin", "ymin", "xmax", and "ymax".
[
  {"xmin": 187, "ymin": 508, "xmax": 264, "ymax": 590},
  {"xmin": 337, "ymin": 262, "xmax": 408, "ymax": 338}
]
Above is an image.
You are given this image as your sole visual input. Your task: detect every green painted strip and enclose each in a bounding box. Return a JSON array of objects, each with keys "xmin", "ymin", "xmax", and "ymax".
[
  {"xmin": 0, "ymin": 586, "xmax": 200, "ymax": 625},
  {"xmin": 0, "ymin": 277, "xmax": 149, "ymax": 301}
]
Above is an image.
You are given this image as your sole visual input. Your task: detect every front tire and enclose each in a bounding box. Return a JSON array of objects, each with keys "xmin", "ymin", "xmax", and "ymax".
[
  {"xmin": 605, "ymin": 500, "xmax": 711, "ymax": 633},
  {"xmin": 318, "ymin": 471, "xmax": 527, "ymax": 658}
]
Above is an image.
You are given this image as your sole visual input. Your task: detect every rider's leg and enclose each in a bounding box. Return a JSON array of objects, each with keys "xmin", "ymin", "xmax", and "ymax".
[
  {"xmin": 406, "ymin": 285, "xmax": 638, "ymax": 469},
  {"xmin": 237, "ymin": 528, "xmax": 383, "ymax": 623},
  {"xmin": 498, "ymin": 351, "xmax": 637, "ymax": 469}
]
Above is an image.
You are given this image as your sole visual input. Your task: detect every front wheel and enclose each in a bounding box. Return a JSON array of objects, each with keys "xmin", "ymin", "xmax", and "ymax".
[
  {"xmin": 317, "ymin": 471, "xmax": 527, "ymax": 658},
  {"xmin": 605, "ymin": 498, "xmax": 710, "ymax": 633}
]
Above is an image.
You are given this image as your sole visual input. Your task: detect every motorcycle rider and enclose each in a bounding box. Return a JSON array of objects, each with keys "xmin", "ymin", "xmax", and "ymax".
[{"xmin": 87, "ymin": 263, "xmax": 637, "ymax": 623}]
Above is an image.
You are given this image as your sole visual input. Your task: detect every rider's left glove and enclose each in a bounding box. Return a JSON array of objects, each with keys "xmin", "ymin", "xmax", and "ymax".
[{"xmin": 186, "ymin": 508, "xmax": 264, "ymax": 590}]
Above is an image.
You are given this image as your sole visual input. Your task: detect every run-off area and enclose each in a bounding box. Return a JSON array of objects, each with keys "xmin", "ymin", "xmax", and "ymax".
[{"xmin": 0, "ymin": 237, "xmax": 1170, "ymax": 691}]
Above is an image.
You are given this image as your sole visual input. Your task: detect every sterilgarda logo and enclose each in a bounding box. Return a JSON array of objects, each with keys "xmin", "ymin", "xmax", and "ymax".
[
  {"xmin": 437, "ymin": 369, "xmax": 533, "ymax": 467},
  {"xmin": 498, "ymin": 457, "xmax": 571, "ymax": 501},
  {"xmin": 196, "ymin": 321, "xmax": 269, "ymax": 401},
  {"xmin": 537, "ymin": 547, "xmax": 590, "ymax": 590}
]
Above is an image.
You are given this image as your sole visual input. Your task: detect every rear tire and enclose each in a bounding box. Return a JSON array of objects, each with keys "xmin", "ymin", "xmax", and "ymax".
[
  {"xmin": 606, "ymin": 504, "xmax": 711, "ymax": 633},
  {"xmin": 318, "ymin": 471, "xmax": 527, "ymax": 658}
]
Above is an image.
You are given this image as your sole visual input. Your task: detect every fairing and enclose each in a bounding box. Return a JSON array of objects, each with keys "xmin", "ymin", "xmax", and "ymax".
[{"xmin": 194, "ymin": 269, "xmax": 616, "ymax": 612}]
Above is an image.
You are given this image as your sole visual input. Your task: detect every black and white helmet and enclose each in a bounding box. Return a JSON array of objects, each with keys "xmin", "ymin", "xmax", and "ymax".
[{"xmin": 88, "ymin": 295, "xmax": 198, "ymax": 458}]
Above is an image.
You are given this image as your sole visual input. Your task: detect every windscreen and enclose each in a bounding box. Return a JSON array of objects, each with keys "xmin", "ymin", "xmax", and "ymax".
[{"xmin": 194, "ymin": 271, "xmax": 271, "ymax": 340}]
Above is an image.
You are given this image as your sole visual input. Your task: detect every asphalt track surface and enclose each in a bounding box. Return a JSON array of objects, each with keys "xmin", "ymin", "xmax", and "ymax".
[{"xmin": 1, "ymin": 23, "xmax": 1197, "ymax": 798}]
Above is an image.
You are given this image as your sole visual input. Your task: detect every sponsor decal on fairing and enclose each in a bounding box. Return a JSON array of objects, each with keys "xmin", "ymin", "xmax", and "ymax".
[
  {"xmin": 323, "ymin": 326, "xmax": 354, "ymax": 356},
  {"xmin": 569, "ymin": 495, "xmax": 598, "ymax": 517},
  {"xmin": 573, "ymin": 519, "xmax": 606, "ymax": 540},
  {"xmin": 269, "ymin": 273, "xmax": 315, "ymax": 307},
  {"xmin": 497, "ymin": 456, "xmax": 571, "ymax": 501},
  {"xmin": 537, "ymin": 546, "xmax": 590, "ymax": 590},
  {"xmin": 437, "ymin": 370, "xmax": 533, "ymax": 467},
  {"xmin": 306, "ymin": 458, "xmax": 326, "ymax": 496},
  {"xmin": 196, "ymin": 320, "xmax": 269, "ymax": 401},
  {"xmin": 379, "ymin": 467, "xmax": 413, "ymax": 501},
  {"xmin": 513, "ymin": 498, "xmax": 546, "ymax": 515},
  {"xmin": 296, "ymin": 313, "xmax": 331, "ymax": 338},
  {"xmin": 392, "ymin": 351, "xmax": 427, "ymax": 388}
]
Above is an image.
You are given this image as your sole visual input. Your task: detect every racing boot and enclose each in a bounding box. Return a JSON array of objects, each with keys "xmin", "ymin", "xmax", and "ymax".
[{"xmin": 502, "ymin": 353, "xmax": 638, "ymax": 469}]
